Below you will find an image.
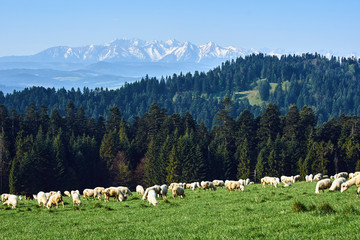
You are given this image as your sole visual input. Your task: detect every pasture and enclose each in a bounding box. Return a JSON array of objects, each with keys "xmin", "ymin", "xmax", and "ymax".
[{"xmin": 1, "ymin": 182, "xmax": 360, "ymax": 239}]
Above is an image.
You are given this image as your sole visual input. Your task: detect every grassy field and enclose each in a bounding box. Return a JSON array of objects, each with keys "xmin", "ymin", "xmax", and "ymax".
[{"xmin": 1, "ymin": 182, "xmax": 360, "ymax": 239}]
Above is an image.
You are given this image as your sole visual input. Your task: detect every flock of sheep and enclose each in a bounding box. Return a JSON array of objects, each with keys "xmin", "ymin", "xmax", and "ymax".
[{"xmin": 2, "ymin": 172, "xmax": 360, "ymax": 209}]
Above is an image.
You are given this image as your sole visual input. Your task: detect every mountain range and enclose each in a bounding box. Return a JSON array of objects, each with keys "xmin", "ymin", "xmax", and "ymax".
[{"xmin": 0, "ymin": 38, "xmax": 358, "ymax": 93}]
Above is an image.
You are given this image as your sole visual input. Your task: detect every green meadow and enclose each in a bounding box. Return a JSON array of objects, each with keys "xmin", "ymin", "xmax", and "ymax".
[{"xmin": 1, "ymin": 182, "xmax": 360, "ymax": 239}]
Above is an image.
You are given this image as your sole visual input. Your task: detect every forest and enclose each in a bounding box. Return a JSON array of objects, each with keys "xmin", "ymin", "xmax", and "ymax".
[
  {"xmin": 1, "ymin": 53, "xmax": 360, "ymax": 194},
  {"xmin": 0, "ymin": 53, "xmax": 359, "ymax": 130},
  {"xmin": 1, "ymin": 98, "xmax": 360, "ymax": 195}
]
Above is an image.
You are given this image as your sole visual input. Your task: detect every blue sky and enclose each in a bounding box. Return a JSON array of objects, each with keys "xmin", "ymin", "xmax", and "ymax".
[{"xmin": 0, "ymin": 0, "xmax": 359, "ymax": 56}]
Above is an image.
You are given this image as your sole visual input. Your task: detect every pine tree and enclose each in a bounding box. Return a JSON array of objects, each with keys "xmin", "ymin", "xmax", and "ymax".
[
  {"xmin": 166, "ymin": 146, "xmax": 181, "ymax": 184},
  {"xmin": 255, "ymin": 149, "xmax": 266, "ymax": 181},
  {"xmin": 236, "ymin": 138, "xmax": 251, "ymax": 179},
  {"xmin": 143, "ymin": 138, "xmax": 158, "ymax": 186}
]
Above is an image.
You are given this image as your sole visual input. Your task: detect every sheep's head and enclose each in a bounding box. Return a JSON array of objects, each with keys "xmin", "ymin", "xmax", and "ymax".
[{"xmin": 341, "ymin": 183, "xmax": 349, "ymax": 192}]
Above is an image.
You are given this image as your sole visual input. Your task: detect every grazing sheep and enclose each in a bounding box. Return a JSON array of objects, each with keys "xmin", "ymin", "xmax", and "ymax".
[
  {"xmin": 46, "ymin": 191, "xmax": 65, "ymax": 209},
  {"xmin": 45, "ymin": 192, "xmax": 51, "ymax": 201},
  {"xmin": 103, "ymin": 187, "xmax": 127, "ymax": 202},
  {"xmin": 147, "ymin": 190, "xmax": 159, "ymax": 206},
  {"xmin": 185, "ymin": 183, "xmax": 193, "ymax": 189},
  {"xmin": 169, "ymin": 183, "xmax": 183, "ymax": 190},
  {"xmin": 172, "ymin": 186, "xmax": 185, "ymax": 199},
  {"xmin": 201, "ymin": 181, "xmax": 217, "ymax": 191},
  {"xmin": 293, "ymin": 175, "xmax": 301, "ymax": 182},
  {"xmin": 83, "ymin": 189, "xmax": 102, "ymax": 200},
  {"xmin": 191, "ymin": 182, "xmax": 200, "ymax": 191},
  {"xmin": 341, "ymin": 175, "xmax": 360, "ymax": 197},
  {"xmin": 238, "ymin": 179, "xmax": 246, "ymax": 186},
  {"xmin": 71, "ymin": 190, "xmax": 80, "ymax": 195},
  {"xmin": 349, "ymin": 172, "xmax": 360, "ymax": 179},
  {"xmin": 305, "ymin": 174, "xmax": 313, "ymax": 182},
  {"xmin": 315, "ymin": 179, "xmax": 332, "ymax": 194},
  {"xmin": 334, "ymin": 172, "xmax": 349, "ymax": 180},
  {"xmin": 94, "ymin": 187, "xmax": 105, "ymax": 194},
  {"xmin": 64, "ymin": 191, "xmax": 71, "ymax": 197},
  {"xmin": 329, "ymin": 177, "xmax": 346, "ymax": 191},
  {"xmin": 71, "ymin": 192, "xmax": 82, "ymax": 206},
  {"xmin": 1, "ymin": 193, "xmax": 10, "ymax": 202},
  {"xmin": 142, "ymin": 185, "xmax": 162, "ymax": 200},
  {"xmin": 136, "ymin": 185, "xmax": 145, "ymax": 195},
  {"xmin": 160, "ymin": 184, "xmax": 168, "ymax": 198},
  {"xmin": 281, "ymin": 176, "xmax": 294, "ymax": 183},
  {"xmin": 117, "ymin": 187, "xmax": 133, "ymax": 196},
  {"xmin": 226, "ymin": 181, "xmax": 244, "ymax": 192},
  {"xmin": 213, "ymin": 180, "xmax": 225, "ymax": 187},
  {"xmin": 313, "ymin": 173, "xmax": 322, "ymax": 181},
  {"xmin": 261, "ymin": 177, "xmax": 278, "ymax": 188},
  {"xmin": 33, "ymin": 194, "xmax": 37, "ymax": 200},
  {"xmin": 37, "ymin": 191, "xmax": 48, "ymax": 207},
  {"xmin": 3, "ymin": 194, "xmax": 18, "ymax": 209},
  {"xmin": 245, "ymin": 179, "xmax": 250, "ymax": 185}
]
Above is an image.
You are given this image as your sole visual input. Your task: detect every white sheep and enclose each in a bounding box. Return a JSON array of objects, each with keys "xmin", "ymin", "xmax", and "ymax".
[
  {"xmin": 160, "ymin": 184, "xmax": 168, "ymax": 198},
  {"xmin": 315, "ymin": 179, "xmax": 332, "ymax": 193},
  {"xmin": 305, "ymin": 174, "xmax": 313, "ymax": 182},
  {"xmin": 334, "ymin": 172, "xmax": 349, "ymax": 180},
  {"xmin": 226, "ymin": 181, "xmax": 244, "ymax": 192},
  {"xmin": 64, "ymin": 191, "xmax": 71, "ymax": 197},
  {"xmin": 349, "ymin": 172, "xmax": 360, "ymax": 179},
  {"xmin": 142, "ymin": 185, "xmax": 161, "ymax": 200},
  {"xmin": 261, "ymin": 177, "xmax": 278, "ymax": 188},
  {"xmin": 94, "ymin": 187, "xmax": 105, "ymax": 194},
  {"xmin": 1, "ymin": 193, "xmax": 10, "ymax": 202},
  {"xmin": 103, "ymin": 187, "xmax": 127, "ymax": 202},
  {"xmin": 191, "ymin": 182, "xmax": 200, "ymax": 191},
  {"xmin": 136, "ymin": 185, "xmax": 145, "ymax": 195},
  {"xmin": 245, "ymin": 178, "xmax": 250, "ymax": 185},
  {"xmin": 341, "ymin": 175, "xmax": 360, "ymax": 197},
  {"xmin": 71, "ymin": 192, "xmax": 82, "ymax": 206},
  {"xmin": 172, "ymin": 186, "xmax": 185, "ymax": 199},
  {"xmin": 329, "ymin": 177, "xmax": 346, "ymax": 191},
  {"xmin": 293, "ymin": 175, "xmax": 301, "ymax": 182},
  {"xmin": 46, "ymin": 191, "xmax": 64, "ymax": 209},
  {"xmin": 213, "ymin": 180, "xmax": 225, "ymax": 187},
  {"xmin": 3, "ymin": 194, "xmax": 18, "ymax": 208},
  {"xmin": 83, "ymin": 189, "xmax": 102, "ymax": 200},
  {"xmin": 147, "ymin": 189, "xmax": 159, "ymax": 206},
  {"xmin": 313, "ymin": 173, "xmax": 322, "ymax": 181},
  {"xmin": 37, "ymin": 191, "xmax": 48, "ymax": 207},
  {"xmin": 201, "ymin": 181, "xmax": 217, "ymax": 191},
  {"xmin": 117, "ymin": 187, "xmax": 133, "ymax": 196}
]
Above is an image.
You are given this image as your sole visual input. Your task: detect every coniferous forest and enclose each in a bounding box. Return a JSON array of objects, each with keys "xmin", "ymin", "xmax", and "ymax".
[{"xmin": 0, "ymin": 53, "xmax": 360, "ymax": 194}]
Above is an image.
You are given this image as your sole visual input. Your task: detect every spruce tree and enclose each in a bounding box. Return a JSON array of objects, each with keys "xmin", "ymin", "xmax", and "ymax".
[{"xmin": 166, "ymin": 146, "xmax": 181, "ymax": 184}]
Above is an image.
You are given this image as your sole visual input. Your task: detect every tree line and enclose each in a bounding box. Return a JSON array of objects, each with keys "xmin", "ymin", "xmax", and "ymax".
[
  {"xmin": 1, "ymin": 99, "xmax": 359, "ymax": 194},
  {"xmin": 1, "ymin": 53, "xmax": 359, "ymax": 129}
]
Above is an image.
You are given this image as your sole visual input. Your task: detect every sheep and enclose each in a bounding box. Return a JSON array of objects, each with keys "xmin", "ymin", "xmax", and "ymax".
[
  {"xmin": 46, "ymin": 191, "xmax": 64, "ymax": 209},
  {"xmin": 226, "ymin": 181, "xmax": 244, "ymax": 192},
  {"xmin": 191, "ymin": 182, "xmax": 200, "ymax": 191},
  {"xmin": 33, "ymin": 194, "xmax": 38, "ymax": 200},
  {"xmin": 83, "ymin": 189, "xmax": 102, "ymax": 200},
  {"xmin": 281, "ymin": 176, "xmax": 294, "ymax": 183},
  {"xmin": 117, "ymin": 187, "xmax": 133, "ymax": 196},
  {"xmin": 293, "ymin": 175, "xmax": 301, "ymax": 182},
  {"xmin": 172, "ymin": 186, "xmax": 185, "ymax": 199},
  {"xmin": 45, "ymin": 192, "xmax": 51, "ymax": 201},
  {"xmin": 315, "ymin": 179, "xmax": 332, "ymax": 194},
  {"xmin": 71, "ymin": 192, "xmax": 82, "ymax": 206},
  {"xmin": 334, "ymin": 172, "xmax": 349, "ymax": 180},
  {"xmin": 94, "ymin": 187, "xmax": 105, "ymax": 194},
  {"xmin": 169, "ymin": 183, "xmax": 183, "ymax": 190},
  {"xmin": 147, "ymin": 189, "xmax": 159, "ymax": 206},
  {"xmin": 37, "ymin": 191, "xmax": 48, "ymax": 207},
  {"xmin": 185, "ymin": 183, "xmax": 193, "ymax": 189},
  {"xmin": 245, "ymin": 178, "xmax": 250, "ymax": 185},
  {"xmin": 103, "ymin": 187, "xmax": 127, "ymax": 202},
  {"xmin": 3, "ymin": 194, "xmax": 18, "ymax": 208},
  {"xmin": 1, "ymin": 193, "xmax": 10, "ymax": 202},
  {"xmin": 71, "ymin": 190, "xmax": 80, "ymax": 195},
  {"xmin": 313, "ymin": 173, "xmax": 322, "ymax": 181},
  {"xmin": 213, "ymin": 180, "xmax": 225, "ymax": 187},
  {"xmin": 238, "ymin": 179, "xmax": 246, "ymax": 186},
  {"xmin": 329, "ymin": 177, "xmax": 346, "ymax": 191},
  {"xmin": 160, "ymin": 184, "xmax": 168, "ymax": 198},
  {"xmin": 136, "ymin": 185, "xmax": 145, "ymax": 195},
  {"xmin": 305, "ymin": 174, "xmax": 313, "ymax": 182},
  {"xmin": 64, "ymin": 191, "xmax": 71, "ymax": 197},
  {"xmin": 261, "ymin": 177, "xmax": 278, "ymax": 188},
  {"xmin": 142, "ymin": 185, "xmax": 162, "ymax": 200},
  {"xmin": 341, "ymin": 175, "xmax": 360, "ymax": 197},
  {"xmin": 349, "ymin": 172, "xmax": 360, "ymax": 179},
  {"xmin": 201, "ymin": 181, "xmax": 217, "ymax": 191}
]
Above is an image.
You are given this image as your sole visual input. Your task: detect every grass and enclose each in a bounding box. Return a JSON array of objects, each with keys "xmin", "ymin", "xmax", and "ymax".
[{"xmin": 1, "ymin": 182, "xmax": 360, "ymax": 239}]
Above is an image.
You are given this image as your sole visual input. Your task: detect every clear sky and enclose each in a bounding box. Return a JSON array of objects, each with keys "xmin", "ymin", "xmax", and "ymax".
[{"xmin": 0, "ymin": 0, "xmax": 359, "ymax": 57}]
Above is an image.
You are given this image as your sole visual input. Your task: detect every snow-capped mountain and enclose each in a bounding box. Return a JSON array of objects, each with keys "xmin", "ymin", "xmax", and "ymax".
[{"xmin": 1, "ymin": 39, "xmax": 259, "ymax": 64}]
